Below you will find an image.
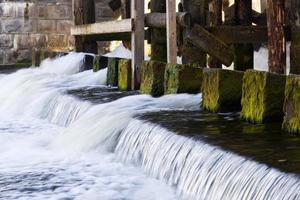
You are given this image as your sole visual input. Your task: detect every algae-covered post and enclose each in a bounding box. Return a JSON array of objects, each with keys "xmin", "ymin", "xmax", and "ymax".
[
  {"xmin": 73, "ymin": 0, "xmax": 97, "ymax": 70},
  {"xmin": 266, "ymin": 0, "xmax": 286, "ymax": 74}
]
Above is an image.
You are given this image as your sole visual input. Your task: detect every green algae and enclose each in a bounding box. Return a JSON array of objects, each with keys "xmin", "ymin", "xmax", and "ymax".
[
  {"xmin": 164, "ymin": 63, "xmax": 203, "ymax": 94},
  {"xmin": 140, "ymin": 60, "xmax": 166, "ymax": 97},
  {"xmin": 118, "ymin": 59, "xmax": 132, "ymax": 91},
  {"xmin": 283, "ymin": 75, "xmax": 300, "ymax": 133},
  {"xmin": 202, "ymin": 68, "xmax": 244, "ymax": 112},
  {"xmin": 241, "ymin": 70, "xmax": 286, "ymax": 123},
  {"xmin": 106, "ymin": 58, "xmax": 119, "ymax": 86}
]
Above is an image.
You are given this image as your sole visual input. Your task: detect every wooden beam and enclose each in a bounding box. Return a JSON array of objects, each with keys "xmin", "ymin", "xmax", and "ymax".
[
  {"xmin": 166, "ymin": 0, "xmax": 177, "ymax": 64},
  {"xmin": 150, "ymin": 0, "xmax": 167, "ymax": 62},
  {"xmin": 186, "ymin": 25, "xmax": 234, "ymax": 66},
  {"xmin": 145, "ymin": 12, "xmax": 191, "ymax": 28},
  {"xmin": 181, "ymin": 0, "xmax": 207, "ymax": 66},
  {"xmin": 267, "ymin": 0, "xmax": 286, "ymax": 74},
  {"xmin": 131, "ymin": 0, "xmax": 144, "ymax": 89},
  {"xmin": 290, "ymin": 0, "xmax": 300, "ymax": 74},
  {"xmin": 208, "ymin": 25, "xmax": 291, "ymax": 44},
  {"xmin": 208, "ymin": 0, "xmax": 222, "ymax": 68},
  {"xmin": 71, "ymin": 19, "xmax": 133, "ymax": 36},
  {"xmin": 72, "ymin": 0, "xmax": 97, "ymax": 70}
]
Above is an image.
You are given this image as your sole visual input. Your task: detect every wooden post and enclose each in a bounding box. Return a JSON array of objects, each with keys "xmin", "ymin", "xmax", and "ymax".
[
  {"xmin": 181, "ymin": 0, "xmax": 207, "ymax": 66},
  {"xmin": 208, "ymin": 0, "xmax": 222, "ymax": 68},
  {"xmin": 121, "ymin": 0, "xmax": 131, "ymax": 49},
  {"xmin": 234, "ymin": 0, "xmax": 253, "ymax": 71},
  {"xmin": 131, "ymin": 0, "xmax": 145, "ymax": 89},
  {"xmin": 73, "ymin": 0, "xmax": 97, "ymax": 69},
  {"xmin": 290, "ymin": 0, "xmax": 300, "ymax": 74},
  {"xmin": 266, "ymin": 0, "xmax": 286, "ymax": 74},
  {"xmin": 150, "ymin": 0, "xmax": 167, "ymax": 62},
  {"xmin": 166, "ymin": 0, "xmax": 177, "ymax": 64}
]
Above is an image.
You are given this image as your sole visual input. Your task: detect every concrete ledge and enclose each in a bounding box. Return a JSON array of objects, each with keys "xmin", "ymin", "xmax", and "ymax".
[
  {"xmin": 118, "ymin": 59, "xmax": 132, "ymax": 91},
  {"xmin": 202, "ymin": 68, "xmax": 244, "ymax": 112},
  {"xmin": 283, "ymin": 75, "xmax": 300, "ymax": 134},
  {"xmin": 241, "ymin": 70, "xmax": 286, "ymax": 123},
  {"xmin": 164, "ymin": 63, "xmax": 203, "ymax": 94},
  {"xmin": 140, "ymin": 61, "xmax": 166, "ymax": 97},
  {"xmin": 107, "ymin": 57, "xmax": 120, "ymax": 86}
]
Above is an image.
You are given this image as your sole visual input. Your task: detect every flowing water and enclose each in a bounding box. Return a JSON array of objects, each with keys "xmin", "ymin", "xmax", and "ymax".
[{"xmin": 0, "ymin": 53, "xmax": 299, "ymax": 200}]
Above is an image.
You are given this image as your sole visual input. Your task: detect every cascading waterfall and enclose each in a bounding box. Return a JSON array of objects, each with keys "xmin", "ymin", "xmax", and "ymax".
[
  {"xmin": 115, "ymin": 120, "xmax": 300, "ymax": 200},
  {"xmin": 0, "ymin": 52, "xmax": 299, "ymax": 200}
]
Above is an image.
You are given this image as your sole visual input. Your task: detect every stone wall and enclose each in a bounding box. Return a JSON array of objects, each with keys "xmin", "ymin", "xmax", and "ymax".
[{"xmin": 0, "ymin": 0, "xmax": 119, "ymax": 66}]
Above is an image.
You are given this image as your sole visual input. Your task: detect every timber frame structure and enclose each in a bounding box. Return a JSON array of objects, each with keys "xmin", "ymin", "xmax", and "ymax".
[{"xmin": 71, "ymin": 0, "xmax": 300, "ymax": 89}]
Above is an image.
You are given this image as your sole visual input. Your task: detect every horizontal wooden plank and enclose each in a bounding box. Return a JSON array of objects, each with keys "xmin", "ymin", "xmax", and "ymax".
[
  {"xmin": 71, "ymin": 19, "xmax": 133, "ymax": 36},
  {"xmin": 207, "ymin": 26, "xmax": 291, "ymax": 44}
]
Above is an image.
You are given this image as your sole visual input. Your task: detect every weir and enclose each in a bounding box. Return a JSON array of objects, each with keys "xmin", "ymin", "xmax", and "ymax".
[
  {"xmin": 0, "ymin": 53, "xmax": 299, "ymax": 199},
  {"xmin": 0, "ymin": 0, "xmax": 300, "ymax": 199}
]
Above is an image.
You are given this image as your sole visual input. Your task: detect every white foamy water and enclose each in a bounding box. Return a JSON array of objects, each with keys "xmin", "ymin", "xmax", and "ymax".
[{"xmin": 0, "ymin": 52, "xmax": 299, "ymax": 200}]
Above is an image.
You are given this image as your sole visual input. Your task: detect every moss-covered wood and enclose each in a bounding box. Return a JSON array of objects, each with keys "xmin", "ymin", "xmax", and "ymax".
[
  {"xmin": 164, "ymin": 63, "xmax": 203, "ymax": 94},
  {"xmin": 283, "ymin": 75, "xmax": 300, "ymax": 133},
  {"xmin": 93, "ymin": 56, "xmax": 108, "ymax": 72},
  {"xmin": 107, "ymin": 57, "xmax": 120, "ymax": 86},
  {"xmin": 241, "ymin": 70, "xmax": 286, "ymax": 123},
  {"xmin": 202, "ymin": 68, "xmax": 244, "ymax": 112},
  {"xmin": 118, "ymin": 59, "xmax": 132, "ymax": 91},
  {"xmin": 140, "ymin": 61, "xmax": 166, "ymax": 97}
]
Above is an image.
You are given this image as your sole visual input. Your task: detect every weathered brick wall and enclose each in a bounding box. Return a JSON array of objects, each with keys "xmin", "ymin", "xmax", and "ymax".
[{"xmin": 0, "ymin": 0, "xmax": 119, "ymax": 66}]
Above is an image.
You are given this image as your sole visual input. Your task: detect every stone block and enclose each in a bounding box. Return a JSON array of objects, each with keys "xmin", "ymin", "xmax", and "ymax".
[
  {"xmin": 23, "ymin": 20, "xmax": 37, "ymax": 33},
  {"xmin": 140, "ymin": 61, "xmax": 166, "ymax": 97},
  {"xmin": 107, "ymin": 57, "xmax": 120, "ymax": 86},
  {"xmin": 241, "ymin": 70, "xmax": 286, "ymax": 123},
  {"xmin": 0, "ymin": 3, "xmax": 15, "ymax": 17},
  {"xmin": 0, "ymin": 34, "xmax": 13, "ymax": 48},
  {"xmin": 31, "ymin": 34, "xmax": 46, "ymax": 48},
  {"xmin": 4, "ymin": 19, "xmax": 23, "ymax": 33},
  {"xmin": 14, "ymin": 34, "xmax": 32, "ymax": 50},
  {"xmin": 118, "ymin": 59, "xmax": 132, "ymax": 91},
  {"xmin": 164, "ymin": 63, "xmax": 203, "ymax": 94},
  {"xmin": 47, "ymin": 34, "xmax": 68, "ymax": 51},
  {"xmin": 46, "ymin": 5, "xmax": 72, "ymax": 19},
  {"xmin": 202, "ymin": 68, "xmax": 244, "ymax": 112},
  {"xmin": 283, "ymin": 75, "xmax": 300, "ymax": 133},
  {"xmin": 57, "ymin": 20, "xmax": 73, "ymax": 33},
  {"xmin": 38, "ymin": 20, "xmax": 56, "ymax": 33}
]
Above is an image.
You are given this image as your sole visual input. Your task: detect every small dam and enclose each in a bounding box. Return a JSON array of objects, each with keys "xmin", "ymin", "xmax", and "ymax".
[{"xmin": 0, "ymin": 0, "xmax": 300, "ymax": 200}]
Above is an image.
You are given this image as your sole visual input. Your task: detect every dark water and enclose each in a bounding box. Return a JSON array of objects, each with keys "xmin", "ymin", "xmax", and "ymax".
[{"xmin": 67, "ymin": 87, "xmax": 300, "ymax": 175}]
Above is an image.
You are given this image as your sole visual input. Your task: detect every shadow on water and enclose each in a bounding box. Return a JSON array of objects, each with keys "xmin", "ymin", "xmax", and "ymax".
[
  {"xmin": 60, "ymin": 85, "xmax": 300, "ymax": 175},
  {"xmin": 139, "ymin": 110, "xmax": 300, "ymax": 175},
  {"xmin": 67, "ymin": 86, "xmax": 300, "ymax": 174}
]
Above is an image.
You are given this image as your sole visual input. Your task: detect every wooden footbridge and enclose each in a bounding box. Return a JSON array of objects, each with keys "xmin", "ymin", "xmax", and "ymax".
[{"xmin": 71, "ymin": 0, "xmax": 300, "ymax": 133}]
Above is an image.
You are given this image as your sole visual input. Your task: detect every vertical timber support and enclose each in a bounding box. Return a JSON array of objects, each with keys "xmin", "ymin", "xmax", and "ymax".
[
  {"xmin": 181, "ymin": 0, "xmax": 207, "ymax": 66},
  {"xmin": 290, "ymin": 0, "xmax": 300, "ymax": 74},
  {"xmin": 166, "ymin": 0, "xmax": 177, "ymax": 64},
  {"xmin": 266, "ymin": 0, "xmax": 286, "ymax": 74},
  {"xmin": 122, "ymin": 0, "xmax": 132, "ymax": 49},
  {"xmin": 234, "ymin": 0, "xmax": 253, "ymax": 71},
  {"xmin": 131, "ymin": 0, "xmax": 145, "ymax": 89},
  {"xmin": 150, "ymin": 0, "xmax": 167, "ymax": 62},
  {"xmin": 73, "ymin": 0, "xmax": 97, "ymax": 70},
  {"xmin": 208, "ymin": 0, "xmax": 222, "ymax": 68}
]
